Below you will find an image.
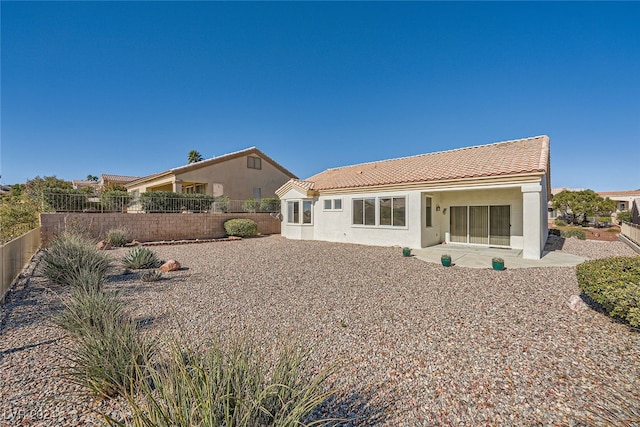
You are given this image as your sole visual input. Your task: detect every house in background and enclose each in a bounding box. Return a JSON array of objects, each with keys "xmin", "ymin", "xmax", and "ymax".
[
  {"xmin": 125, "ymin": 147, "xmax": 297, "ymax": 201},
  {"xmin": 73, "ymin": 174, "xmax": 140, "ymax": 191},
  {"xmin": 597, "ymin": 190, "xmax": 640, "ymax": 224},
  {"xmin": 277, "ymin": 135, "xmax": 551, "ymax": 260}
]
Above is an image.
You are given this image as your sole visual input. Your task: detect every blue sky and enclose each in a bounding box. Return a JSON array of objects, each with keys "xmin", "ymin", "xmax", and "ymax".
[{"xmin": 1, "ymin": 1, "xmax": 639, "ymax": 191}]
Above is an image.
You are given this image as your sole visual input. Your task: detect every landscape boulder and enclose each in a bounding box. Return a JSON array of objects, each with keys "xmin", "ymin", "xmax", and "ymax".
[
  {"xmin": 160, "ymin": 259, "xmax": 181, "ymax": 272},
  {"xmin": 96, "ymin": 240, "xmax": 112, "ymax": 250},
  {"xmin": 566, "ymin": 295, "xmax": 586, "ymax": 312}
]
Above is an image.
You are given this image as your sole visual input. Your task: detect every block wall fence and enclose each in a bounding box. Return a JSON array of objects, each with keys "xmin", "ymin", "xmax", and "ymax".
[{"xmin": 40, "ymin": 213, "xmax": 282, "ymax": 246}]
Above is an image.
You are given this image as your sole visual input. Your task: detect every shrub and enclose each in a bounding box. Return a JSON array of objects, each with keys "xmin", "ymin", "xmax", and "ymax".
[
  {"xmin": 242, "ymin": 197, "xmax": 260, "ymax": 213},
  {"xmin": 549, "ymin": 229, "xmax": 562, "ymax": 236},
  {"xmin": 554, "ymin": 218, "xmax": 567, "ymax": 226},
  {"xmin": 41, "ymin": 233, "xmax": 112, "ymax": 288},
  {"xmin": 576, "ymin": 256, "xmax": 640, "ymax": 326},
  {"xmin": 106, "ymin": 227, "xmax": 130, "ymax": 247},
  {"xmin": 42, "ymin": 188, "xmax": 91, "ymax": 212},
  {"xmin": 213, "ymin": 195, "xmax": 230, "ymax": 213},
  {"xmin": 122, "ymin": 247, "xmax": 162, "ymax": 269},
  {"xmin": 140, "ymin": 191, "xmax": 215, "ymax": 213},
  {"xmin": 140, "ymin": 270, "xmax": 163, "ymax": 282},
  {"xmin": 561, "ymin": 229, "xmax": 586, "ymax": 240},
  {"xmin": 224, "ymin": 218, "xmax": 258, "ymax": 237},
  {"xmin": 101, "ymin": 190, "xmax": 131, "ymax": 213},
  {"xmin": 65, "ymin": 312, "xmax": 155, "ymax": 398},
  {"xmin": 105, "ymin": 337, "xmax": 337, "ymax": 426},
  {"xmin": 617, "ymin": 210, "xmax": 632, "ymax": 224},
  {"xmin": 54, "ymin": 287, "xmax": 125, "ymax": 337},
  {"xmin": 259, "ymin": 197, "xmax": 280, "ymax": 212}
]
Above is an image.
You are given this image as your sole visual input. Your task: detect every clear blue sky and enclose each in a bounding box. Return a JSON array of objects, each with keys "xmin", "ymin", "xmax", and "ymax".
[{"xmin": 1, "ymin": 1, "xmax": 639, "ymax": 191}]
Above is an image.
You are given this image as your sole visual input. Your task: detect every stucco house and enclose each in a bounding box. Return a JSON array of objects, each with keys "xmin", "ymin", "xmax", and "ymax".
[
  {"xmin": 597, "ymin": 190, "xmax": 640, "ymax": 224},
  {"xmin": 125, "ymin": 147, "xmax": 297, "ymax": 201},
  {"xmin": 276, "ymin": 135, "xmax": 551, "ymax": 260}
]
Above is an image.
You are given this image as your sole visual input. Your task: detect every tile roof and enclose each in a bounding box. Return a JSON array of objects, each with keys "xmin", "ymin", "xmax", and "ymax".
[
  {"xmin": 597, "ymin": 190, "xmax": 640, "ymax": 198},
  {"xmin": 101, "ymin": 174, "xmax": 141, "ymax": 184},
  {"xmin": 293, "ymin": 135, "xmax": 549, "ymax": 191}
]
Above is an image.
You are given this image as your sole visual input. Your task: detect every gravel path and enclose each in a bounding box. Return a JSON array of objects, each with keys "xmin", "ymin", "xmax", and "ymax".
[{"xmin": 1, "ymin": 236, "xmax": 639, "ymax": 426}]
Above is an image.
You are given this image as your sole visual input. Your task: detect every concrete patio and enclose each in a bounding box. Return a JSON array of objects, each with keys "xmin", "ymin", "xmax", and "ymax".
[{"xmin": 411, "ymin": 244, "xmax": 587, "ymax": 269}]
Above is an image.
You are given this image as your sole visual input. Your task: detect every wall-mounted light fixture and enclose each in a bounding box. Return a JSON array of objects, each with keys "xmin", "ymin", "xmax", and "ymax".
[
  {"xmin": 442, "ymin": 208, "xmax": 447, "ymax": 215},
  {"xmin": 435, "ymin": 204, "xmax": 440, "ymax": 212}
]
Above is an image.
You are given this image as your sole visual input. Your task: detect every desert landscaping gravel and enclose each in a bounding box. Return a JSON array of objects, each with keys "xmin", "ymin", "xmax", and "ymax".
[{"xmin": 1, "ymin": 236, "xmax": 639, "ymax": 426}]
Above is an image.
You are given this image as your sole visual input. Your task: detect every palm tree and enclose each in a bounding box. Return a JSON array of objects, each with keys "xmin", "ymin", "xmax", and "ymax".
[{"xmin": 188, "ymin": 150, "xmax": 203, "ymax": 164}]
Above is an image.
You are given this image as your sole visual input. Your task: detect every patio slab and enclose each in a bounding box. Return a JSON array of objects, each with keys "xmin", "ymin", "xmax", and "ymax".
[{"xmin": 411, "ymin": 244, "xmax": 586, "ymax": 269}]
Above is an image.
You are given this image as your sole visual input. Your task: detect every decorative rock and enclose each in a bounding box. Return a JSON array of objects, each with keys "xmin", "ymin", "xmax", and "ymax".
[
  {"xmin": 566, "ymin": 295, "xmax": 586, "ymax": 312},
  {"xmin": 96, "ymin": 240, "xmax": 111, "ymax": 250},
  {"xmin": 160, "ymin": 259, "xmax": 181, "ymax": 272}
]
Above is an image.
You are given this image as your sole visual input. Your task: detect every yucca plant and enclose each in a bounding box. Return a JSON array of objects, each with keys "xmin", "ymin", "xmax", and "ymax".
[
  {"xmin": 140, "ymin": 270, "xmax": 163, "ymax": 282},
  {"xmin": 122, "ymin": 247, "xmax": 162, "ymax": 269},
  {"xmin": 53, "ymin": 286, "xmax": 125, "ymax": 337},
  {"xmin": 106, "ymin": 227, "xmax": 130, "ymax": 247},
  {"xmin": 105, "ymin": 336, "xmax": 339, "ymax": 426},
  {"xmin": 64, "ymin": 312, "xmax": 156, "ymax": 398},
  {"xmin": 41, "ymin": 232, "xmax": 112, "ymax": 287}
]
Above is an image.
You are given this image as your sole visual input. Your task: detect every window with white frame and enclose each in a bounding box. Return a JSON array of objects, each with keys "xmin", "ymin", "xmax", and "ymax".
[
  {"xmin": 352, "ymin": 198, "xmax": 376, "ymax": 225},
  {"xmin": 379, "ymin": 197, "xmax": 406, "ymax": 226},
  {"xmin": 287, "ymin": 200, "xmax": 313, "ymax": 224},
  {"xmin": 323, "ymin": 198, "xmax": 343, "ymax": 210}
]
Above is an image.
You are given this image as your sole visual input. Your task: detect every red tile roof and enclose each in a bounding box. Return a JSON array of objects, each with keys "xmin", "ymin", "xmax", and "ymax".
[
  {"xmin": 290, "ymin": 135, "xmax": 549, "ymax": 192},
  {"xmin": 597, "ymin": 190, "xmax": 640, "ymax": 198},
  {"xmin": 101, "ymin": 174, "xmax": 141, "ymax": 184}
]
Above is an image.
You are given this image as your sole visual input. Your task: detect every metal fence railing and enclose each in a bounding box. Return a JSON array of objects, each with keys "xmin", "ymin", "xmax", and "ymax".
[
  {"xmin": 40, "ymin": 192, "xmax": 281, "ymax": 214},
  {"xmin": 621, "ymin": 222, "xmax": 640, "ymax": 246},
  {"xmin": 1, "ymin": 227, "xmax": 41, "ymax": 304}
]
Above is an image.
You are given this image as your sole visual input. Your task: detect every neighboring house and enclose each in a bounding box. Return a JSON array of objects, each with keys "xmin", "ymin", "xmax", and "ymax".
[
  {"xmin": 597, "ymin": 190, "xmax": 640, "ymax": 224},
  {"xmin": 72, "ymin": 174, "xmax": 140, "ymax": 191},
  {"xmin": 276, "ymin": 135, "xmax": 551, "ymax": 260},
  {"xmin": 72, "ymin": 180, "xmax": 99, "ymax": 191},
  {"xmin": 125, "ymin": 147, "xmax": 297, "ymax": 201}
]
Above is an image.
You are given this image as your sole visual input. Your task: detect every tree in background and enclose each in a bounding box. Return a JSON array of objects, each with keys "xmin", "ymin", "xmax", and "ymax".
[
  {"xmin": 552, "ymin": 190, "xmax": 616, "ymax": 225},
  {"xmin": 24, "ymin": 176, "xmax": 72, "ymax": 202},
  {"xmin": 188, "ymin": 150, "xmax": 203, "ymax": 164},
  {"xmin": 86, "ymin": 174, "xmax": 99, "ymax": 182}
]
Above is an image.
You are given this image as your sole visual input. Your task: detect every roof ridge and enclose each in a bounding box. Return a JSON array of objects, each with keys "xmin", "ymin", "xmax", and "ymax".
[{"xmin": 320, "ymin": 135, "xmax": 548, "ymax": 173}]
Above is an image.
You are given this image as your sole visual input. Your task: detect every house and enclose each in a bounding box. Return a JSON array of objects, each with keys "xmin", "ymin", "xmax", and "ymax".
[
  {"xmin": 276, "ymin": 135, "xmax": 551, "ymax": 260},
  {"xmin": 125, "ymin": 147, "xmax": 297, "ymax": 201},
  {"xmin": 72, "ymin": 174, "xmax": 140, "ymax": 192},
  {"xmin": 597, "ymin": 190, "xmax": 640, "ymax": 224}
]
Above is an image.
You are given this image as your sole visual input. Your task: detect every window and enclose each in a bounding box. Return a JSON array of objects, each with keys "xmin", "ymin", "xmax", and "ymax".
[
  {"xmin": 247, "ymin": 156, "xmax": 262, "ymax": 170},
  {"xmin": 253, "ymin": 187, "xmax": 261, "ymax": 200},
  {"xmin": 353, "ymin": 198, "xmax": 375, "ymax": 225},
  {"xmin": 287, "ymin": 200, "xmax": 313, "ymax": 224},
  {"xmin": 379, "ymin": 197, "xmax": 406, "ymax": 227},
  {"xmin": 303, "ymin": 201, "xmax": 312, "ymax": 224},
  {"xmin": 620, "ymin": 202, "xmax": 626, "ymax": 210},
  {"xmin": 425, "ymin": 196, "xmax": 432, "ymax": 227},
  {"xmin": 287, "ymin": 201, "xmax": 299, "ymax": 223},
  {"xmin": 183, "ymin": 184, "xmax": 206, "ymax": 194},
  {"xmin": 323, "ymin": 198, "xmax": 343, "ymax": 210}
]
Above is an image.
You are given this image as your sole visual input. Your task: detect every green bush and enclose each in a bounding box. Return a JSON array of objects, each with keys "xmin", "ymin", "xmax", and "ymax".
[
  {"xmin": 122, "ymin": 247, "xmax": 162, "ymax": 269},
  {"xmin": 65, "ymin": 311, "xmax": 155, "ymax": 398},
  {"xmin": 242, "ymin": 197, "xmax": 260, "ymax": 213},
  {"xmin": 224, "ymin": 218, "xmax": 258, "ymax": 237},
  {"xmin": 140, "ymin": 270, "xmax": 163, "ymax": 282},
  {"xmin": 576, "ymin": 256, "xmax": 640, "ymax": 326},
  {"xmin": 105, "ymin": 337, "xmax": 337, "ymax": 427},
  {"xmin": 140, "ymin": 191, "xmax": 215, "ymax": 213},
  {"xmin": 617, "ymin": 210, "xmax": 632, "ymax": 224},
  {"xmin": 54, "ymin": 287, "xmax": 125, "ymax": 337},
  {"xmin": 561, "ymin": 229, "xmax": 586, "ymax": 240},
  {"xmin": 42, "ymin": 188, "xmax": 91, "ymax": 212},
  {"xmin": 107, "ymin": 227, "xmax": 130, "ymax": 247},
  {"xmin": 101, "ymin": 190, "xmax": 132, "ymax": 213},
  {"xmin": 259, "ymin": 197, "xmax": 280, "ymax": 212},
  {"xmin": 213, "ymin": 195, "xmax": 230, "ymax": 213},
  {"xmin": 554, "ymin": 218, "xmax": 567, "ymax": 226},
  {"xmin": 41, "ymin": 233, "xmax": 112, "ymax": 288}
]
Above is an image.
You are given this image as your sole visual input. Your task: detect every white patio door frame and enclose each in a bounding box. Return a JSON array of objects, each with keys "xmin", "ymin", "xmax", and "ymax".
[{"xmin": 450, "ymin": 205, "xmax": 511, "ymax": 246}]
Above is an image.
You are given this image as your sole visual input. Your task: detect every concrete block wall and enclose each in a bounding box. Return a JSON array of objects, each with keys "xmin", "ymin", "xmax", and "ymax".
[{"xmin": 40, "ymin": 213, "xmax": 281, "ymax": 246}]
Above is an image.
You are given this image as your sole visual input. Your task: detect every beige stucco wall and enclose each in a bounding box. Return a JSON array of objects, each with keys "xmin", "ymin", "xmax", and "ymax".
[
  {"xmin": 128, "ymin": 154, "xmax": 294, "ymax": 201},
  {"xmin": 40, "ymin": 213, "xmax": 281, "ymax": 246}
]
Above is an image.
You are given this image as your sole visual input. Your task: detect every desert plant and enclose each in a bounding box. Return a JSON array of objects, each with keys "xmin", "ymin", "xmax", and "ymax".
[
  {"xmin": 259, "ymin": 197, "xmax": 280, "ymax": 212},
  {"xmin": 242, "ymin": 197, "xmax": 260, "ymax": 213},
  {"xmin": 54, "ymin": 287, "xmax": 126, "ymax": 337},
  {"xmin": 213, "ymin": 195, "xmax": 230, "ymax": 213},
  {"xmin": 41, "ymin": 233, "xmax": 112, "ymax": 288},
  {"xmin": 617, "ymin": 210, "xmax": 632, "ymax": 224},
  {"xmin": 105, "ymin": 336, "xmax": 338, "ymax": 426},
  {"xmin": 106, "ymin": 227, "xmax": 130, "ymax": 247},
  {"xmin": 122, "ymin": 247, "xmax": 163, "ymax": 269},
  {"xmin": 224, "ymin": 218, "xmax": 258, "ymax": 237},
  {"xmin": 553, "ymin": 218, "xmax": 567, "ymax": 226},
  {"xmin": 576, "ymin": 256, "xmax": 640, "ymax": 326},
  {"xmin": 140, "ymin": 270, "xmax": 163, "ymax": 282},
  {"xmin": 64, "ymin": 313, "xmax": 156, "ymax": 398},
  {"xmin": 561, "ymin": 229, "xmax": 586, "ymax": 240}
]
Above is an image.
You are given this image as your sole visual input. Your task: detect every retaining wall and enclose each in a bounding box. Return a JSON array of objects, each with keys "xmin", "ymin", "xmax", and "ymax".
[{"xmin": 40, "ymin": 213, "xmax": 281, "ymax": 246}]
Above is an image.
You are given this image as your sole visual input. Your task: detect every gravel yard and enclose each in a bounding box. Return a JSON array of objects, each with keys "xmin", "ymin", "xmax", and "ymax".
[{"xmin": 1, "ymin": 236, "xmax": 639, "ymax": 426}]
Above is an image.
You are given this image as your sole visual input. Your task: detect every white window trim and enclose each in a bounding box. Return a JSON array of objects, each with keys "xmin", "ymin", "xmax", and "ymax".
[
  {"xmin": 286, "ymin": 199, "xmax": 314, "ymax": 226},
  {"xmin": 322, "ymin": 198, "xmax": 343, "ymax": 211},
  {"xmin": 351, "ymin": 196, "xmax": 408, "ymax": 229}
]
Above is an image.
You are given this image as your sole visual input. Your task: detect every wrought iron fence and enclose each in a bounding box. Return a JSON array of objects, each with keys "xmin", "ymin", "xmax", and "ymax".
[{"xmin": 40, "ymin": 192, "xmax": 281, "ymax": 214}]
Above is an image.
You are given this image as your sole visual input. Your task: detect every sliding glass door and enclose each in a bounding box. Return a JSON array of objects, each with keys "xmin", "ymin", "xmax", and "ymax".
[{"xmin": 450, "ymin": 205, "xmax": 510, "ymax": 246}]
